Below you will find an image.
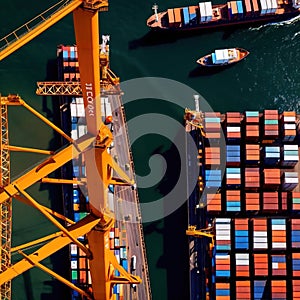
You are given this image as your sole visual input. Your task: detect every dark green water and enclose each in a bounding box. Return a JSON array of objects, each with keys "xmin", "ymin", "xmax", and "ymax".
[{"xmin": 0, "ymin": 1, "xmax": 299, "ymax": 299}]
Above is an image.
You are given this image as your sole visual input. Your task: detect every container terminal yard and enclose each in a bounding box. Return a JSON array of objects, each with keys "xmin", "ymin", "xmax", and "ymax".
[
  {"xmin": 0, "ymin": 1, "xmax": 151, "ymax": 300},
  {"xmin": 185, "ymin": 103, "xmax": 300, "ymax": 300}
]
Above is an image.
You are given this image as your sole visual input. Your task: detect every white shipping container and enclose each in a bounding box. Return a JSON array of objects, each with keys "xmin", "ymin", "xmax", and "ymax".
[
  {"xmin": 283, "ymin": 155, "xmax": 299, "ymax": 161},
  {"xmin": 216, "ymin": 254, "xmax": 230, "ymax": 260},
  {"xmin": 70, "ymin": 103, "xmax": 77, "ymax": 116},
  {"xmin": 71, "ymin": 260, "xmax": 78, "ymax": 269},
  {"xmin": 76, "ymin": 103, "xmax": 85, "ymax": 117},
  {"xmin": 236, "ymin": 259, "xmax": 250, "ymax": 265},
  {"xmin": 70, "ymin": 244, "xmax": 77, "ymax": 255},
  {"xmin": 284, "ymin": 116, "xmax": 296, "ymax": 122},
  {"xmin": 266, "ymin": 0, "xmax": 272, "ymax": 13},
  {"xmin": 71, "ymin": 130, "xmax": 78, "ymax": 140},
  {"xmin": 199, "ymin": 3, "xmax": 207, "ymax": 22},
  {"xmin": 284, "ymin": 144, "xmax": 298, "ymax": 151},
  {"xmin": 227, "ymin": 174, "xmax": 241, "ymax": 179},
  {"xmin": 205, "ymin": 2, "xmax": 213, "ymax": 21},
  {"xmin": 216, "ymin": 235, "xmax": 231, "ymax": 240},
  {"xmin": 272, "ymin": 242, "xmax": 286, "ymax": 248},
  {"xmin": 216, "ymin": 224, "xmax": 231, "ymax": 229},
  {"xmin": 271, "ymin": 0, "xmax": 278, "ymax": 11},
  {"xmin": 272, "ymin": 225, "xmax": 286, "ymax": 230},
  {"xmin": 216, "ymin": 229, "xmax": 231, "ymax": 235},
  {"xmin": 254, "ymin": 243, "xmax": 268, "ymax": 249},
  {"xmin": 272, "ymin": 262, "xmax": 279, "ymax": 269},
  {"xmin": 76, "ymin": 97, "xmax": 84, "ymax": 104},
  {"xmin": 254, "ymin": 237, "xmax": 268, "ymax": 243},
  {"xmin": 216, "ymin": 218, "xmax": 231, "ymax": 223},
  {"xmin": 236, "ymin": 253, "xmax": 249, "ymax": 259},
  {"xmin": 284, "ymin": 123, "xmax": 296, "ymax": 130},
  {"xmin": 260, "ymin": 0, "xmax": 268, "ymax": 14},
  {"xmin": 78, "ymin": 125, "xmax": 86, "ymax": 137},
  {"xmin": 227, "ymin": 126, "xmax": 241, "ymax": 132},
  {"xmin": 254, "ymin": 232, "xmax": 268, "ymax": 237}
]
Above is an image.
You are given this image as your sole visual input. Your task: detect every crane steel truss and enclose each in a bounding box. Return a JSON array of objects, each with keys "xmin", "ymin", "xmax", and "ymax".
[{"xmin": 0, "ymin": 100, "xmax": 11, "ymax": 300}]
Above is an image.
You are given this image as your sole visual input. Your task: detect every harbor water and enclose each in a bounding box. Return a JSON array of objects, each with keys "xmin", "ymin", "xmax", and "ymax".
[{"xmin": 0, "ymin": 0, "xmax": 300, "ymax": 299}]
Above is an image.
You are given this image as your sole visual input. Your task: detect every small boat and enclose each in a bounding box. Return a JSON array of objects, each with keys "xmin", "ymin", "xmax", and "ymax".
[{"xmin": 197, "ymin": 47, "xmax": 249, "ymax": 67}]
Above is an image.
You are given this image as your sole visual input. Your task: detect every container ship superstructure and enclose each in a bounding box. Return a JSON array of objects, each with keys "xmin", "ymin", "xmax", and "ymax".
[
  {"xmin": 147, "ymin": 0, "xmax": 300, "ymax": 31},
  {"xmin": 185, "ymin": 103, "xmax": 300, "ymax": 300},
  {"xmin": 55, "ymin": 44, "xmax": 151, "ymax": 300}
]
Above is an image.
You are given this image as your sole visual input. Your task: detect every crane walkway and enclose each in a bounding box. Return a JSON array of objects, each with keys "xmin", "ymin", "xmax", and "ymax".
[
  {"xmin": 0, "ymin": 0, "xmax": 82, "ymax": 61},
  {"xmin": 108, "ymin": 92, "xmax": 152, "ymax": 300}
]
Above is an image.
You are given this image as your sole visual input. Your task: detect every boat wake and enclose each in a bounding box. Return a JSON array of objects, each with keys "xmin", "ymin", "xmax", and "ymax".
[{"xmin": 249, "ymin": 14, "xmax": 300, "ymax": 30}]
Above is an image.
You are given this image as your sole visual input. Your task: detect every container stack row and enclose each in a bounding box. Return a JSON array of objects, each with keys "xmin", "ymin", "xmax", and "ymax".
[
  {"xmin": 227, "ymin": 1, "xmax": 244, "ymax": 20},
  {"xmin": 226, "ymin": 112, "xmax": 241, "ymax": 141},
  {"xmin": 226, "ymin": 145, "xmax": 240, "ymax": 166},
  {"xmin": 282, "ymin": 111, "xmax": 297, "ymax": 142},
  {"xmin": 57, "ymin": 45, "xmax": 80, "ymax": 81},
  {"xmin": 205, "ymin": 147, "xmax": 221, "ymax": 165},
  {"xmin": 263, "ymin": 109, "xmax": 279, "ymax": 142},
  {"xmin": 204, "ymin": 112, "xmax": 222, "ymax": 139},
  {"xmin": 259, "ymin": 0, "xmax": 278, "ymax": 15},
  {"xmin": 245, "ymin": 111, "xmax": 260, "ymax": 141}
]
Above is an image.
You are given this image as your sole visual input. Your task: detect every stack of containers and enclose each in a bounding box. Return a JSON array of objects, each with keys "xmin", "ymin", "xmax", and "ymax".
[
  {"xmin": 226, "ymin": 112, "xmax": 241, "ymax": 141},
  {"xmin": 263, "ymin": 192, "xmax": 278, "ymax": 210},
  {"xmin": 245, "ymin": 192, "xmax": 260, "ymax": 210},
  {"xmin": 207, "ymin": 193, "xmax": 222, "ymax": 211},
  {"xmin": 182, "ymin": 7, "xmax": 190, "ymax": 26},
  {"xmin": 235, "ymin": 253, "xmax": 249, "ymax": 276},
  {"xmin": 292, "ymin": 192, "xmax": 300, "ymax": 210},
  {"xmin": 263, "ymin": 109, "xmax": 279, "ymax": 142},
  {"xmin": 251, "ymin": 0, "xmax": 260, "ymax": 14},
  {"xmin": 227, "ymin": 1, "xmax": 242, "ymax": 19},
  {"xmin": 281, "ymin": 191, "xmax": 288, "ymax": 210},
  {"xmin": 226, "ymin": 168, "xmax": 241, "ymax": 186},
  {"xmin": 243, "ymin": 0, "xmax": 252, "ymax": 16},
  {"xmin": 281, "ymin": 111, "xmax": 297, "ymax": 141},
  {"xmin": 58, "ymin": 45, "xmax": 80, "ymax": 82},
  {"xmin": 215, "ymin": 218, "xmax": 231, "ymax": 251},
  {"xmin": 226, "ymin": 190, "xmax": 241, "ymax": 211},
  {"xmin": 281, "ymin": 145, "xmax": 299, "ymax": 167},
  {"xmin": 236, "ymin": 281, "xmax": 251, "ymax": 299},
  {"xmin": 188, "ymin": 6, "xmax": 197, "ymax": 25},
  {"xmin": 254, "ymin": 254, "xmax": 268, "ymax": 276},
  {"xmin": 271, "ymin": 281, "xmax": 286, "ymax": 299},
  {"xmin": 244, "ymin": 167, "xmax": 260, "ymax": 190},
  {"xmin": 215, "ymin": 253, "xmax": 231, "ymax": 277},
  {"xmin": 263, "ymin": 168, "xmax": 280, "ymax": 189},
  {"xmin": 245, "ymin": 111, "xmax": 260, "ymax": 141},
  {"xmin": 215, "ymin": 283, "xmax": 230, "ymax": 300},
  {"xmin": 253, "ymin": 218, "xmax": 268, "ymax": 249},
  {"xmin": 204, "ymin": 112, "xmax": 221, "ymax": 139},
  {"xmin": 272, "ymin": 255, "xmax": 286, "ymax": 275},
  {"xmin": 282, "ymin": 172, "xmax": 299, "ymax": 191},
  {"xmin": 245, "ymin": 144, "xmax": 260, "ymax": 165},
  {"xmin": 173, "ymin": 8, "xmax": 182, "ymax": 27},
  {"xmin": 167, "ymin": 9, "xmax": 175, "ymax": 27},
  {"xmin": 293, "ymin": 280, "xmax": 300, "ymax": 300},
  {"xmin": 254, "ymin": 281, "xmax": 267, "ymax": 300},
  {"xmin": 199, "ymin": 2, "xmax": 213, "ymax": 22},
  {"xmin": 235, "ymin": 218, "xmax": 249, "ymax": 249},
  {"xmin": 226, "ymin": 145, "xmax": 240, "ymax": 166},
  {"xmin": 205, "ymin": 169, "xmax": 222, "ymax": 188},
  {"xmin": 205, "ymin": 147, "xmax": 221, "ymax": 165},
  {"xmin": 271, "ymin": 219, "xmax": 286, "ymax": 249},
  {"xmin": 291, "ymin": 219, "xmax": 300, "ymax": 248},
  {"xmin": 264, "ymin": 146, "xmax": 280, "ymax": 166},
  {"xmin": 293, "ymin": 253, "xmax": 300, "ymax": 276}
]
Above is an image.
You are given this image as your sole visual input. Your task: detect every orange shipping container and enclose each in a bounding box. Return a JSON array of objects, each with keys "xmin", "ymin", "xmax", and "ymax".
[
  {"xmin": 173, "ymin": 8, "xmax": 181, "ymax": 23},
  {"xmin": 167, "ymin": 9, "xmax": 175, "ymax": 24}
]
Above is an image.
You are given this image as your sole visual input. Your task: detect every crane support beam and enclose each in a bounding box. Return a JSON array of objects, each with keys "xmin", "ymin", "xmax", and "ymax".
[
  {"xmin": 18, "ymin": 250, "xmax": 93, "ymax": 300},
  {"xmin": 14, "ymin": 186, "xmax": 92, "ymax": 257},
  {"xmin": 13, "ymin": 194, "xmax": 75, "ymax": 225},
  {"xmin": 0, "ymin": 135, "xmax": 95, "ymax": 205},
  {"xmin": 73, "ymin": 7, "xmax": 102, "ymax": 136},
  {"xmin": 41, "ymin": 178, "xmax": 86, "ymax": 185},
  {"xmin": 0, "ymin": 0, "xmax": 83, "ymax": 61},
  {"xmin": 3, "ymin": 145, "xmax": 54, "ymax": 155},
  {"xmin": 11, "ymin": 232, "xmax": 63, "ymax": 253},
  {"xmin": 0, "ymin": 215, "xmax": 100, "ymax": 285}
]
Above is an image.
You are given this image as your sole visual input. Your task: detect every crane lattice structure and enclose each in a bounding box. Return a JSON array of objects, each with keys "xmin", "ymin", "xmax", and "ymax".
[{"xmin": 0, "ymin": 1, "xmax": 151, "ymax": 300}]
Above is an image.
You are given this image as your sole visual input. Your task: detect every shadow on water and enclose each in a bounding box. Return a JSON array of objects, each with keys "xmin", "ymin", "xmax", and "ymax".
[
  {"xmin": 189, "ymin": 65, "xmax": 229, "ymax": 77},
  {"xmin": 129, "ymin": 28, "xmax": 236, "ymax": 50},
  {"xmin": 38, "ymin": 58, "xmax": 71, "ymax": 300}
]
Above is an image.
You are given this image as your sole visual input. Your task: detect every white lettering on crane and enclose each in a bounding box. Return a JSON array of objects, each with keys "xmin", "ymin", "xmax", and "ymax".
[{"xmin": 85, "ymin": 83, "xmax": 95, "ymax": 117}]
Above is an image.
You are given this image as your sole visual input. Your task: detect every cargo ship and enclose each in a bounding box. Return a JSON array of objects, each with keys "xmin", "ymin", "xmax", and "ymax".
[
  {"xmin": 147, "ymin": 0, "xmax": 300, "ymax": 31},
  {"xmin": 56, "ymin": 45, "xmax": 151, "ymax": 300},
  {"xmin": 185, "ymin": 103, "xmax": 300, "ymax": 300}
]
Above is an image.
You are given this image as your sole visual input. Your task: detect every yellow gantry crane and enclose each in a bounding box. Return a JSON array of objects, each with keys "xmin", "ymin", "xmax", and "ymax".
[{"xmin": 0, "ymin": 1, "xmax": 143, "ymax": 300}]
